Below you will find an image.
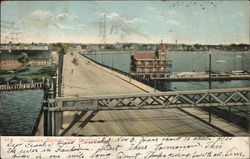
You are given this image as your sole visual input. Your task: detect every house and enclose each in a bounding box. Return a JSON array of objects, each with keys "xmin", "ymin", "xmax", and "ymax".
[
  {"xmin": 0, "ymin": 43, "xmax": 52, "ymax": 69},
  {"xmin": 130, "ymin": 42, "xmax": 172, "ymax": 80}
]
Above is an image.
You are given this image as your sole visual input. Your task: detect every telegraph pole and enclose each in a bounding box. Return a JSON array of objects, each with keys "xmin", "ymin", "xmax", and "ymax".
[
  {"xmin": 241, "ymin": 53, "xmax": 244, "ymax": 70},
  {"xmin": 58, "ymin": 50, "xmax": 64, "ymax": 97},
  {"xmin": 233, "ymin": 52, "xmax": 236, "ymax": 71},
  {"xmin": 129, "ymin": 51, "xmax": 132, "ymax": 83},
  {"xmin": 0, "ymin": 50, "xmax": 2, "ymax": 70},
  {"xmin": 209, "ymin": 50, "xmax": 212, "ymax": 123},
  {"xmin": 102, "ymin": 14, "xmax": 107, "ymax": 45},
  {"xmin": 112, "ymin": 52, "xmax": 113, "ymax": 73},
  {"xmin": 154, "ymin": 53, "xmax": 156, "ymax": 92},
  {"xmin": 43, "ymin": 79, "xmax": 50, "ymax": 136},
  {"xmin": 102, "ymin": 52, "xmax": 104, "ymax": 64}
]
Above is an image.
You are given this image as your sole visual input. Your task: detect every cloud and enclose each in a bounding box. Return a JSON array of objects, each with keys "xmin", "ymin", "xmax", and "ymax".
[
  {"xmin": 165, "ymin": 20, "xmax": 178, "ymax": 25},
  {"xmin": 100, "ymin": 12, "xmax": 119, "ymax": 18},
  {"xmin": 100, "ymin": 12, "xmax": 146, "ymax": 24},
  {"xmin": 57, "ymin": 13, "xmax": 78, "ymax": 21},
  {"xmin": 21, "ymin": 10, "xmax": 80, "ymax": 30},
  {"xmin": 92, "ymin": 12, "xmax": 149, "ymax": 42},
  {"xmin": 57, "ymin": 13, "xmax": 69, "ymax": 21},
  {"xmin": 57, "ymin": 24, "xmax": 74, "ymax": 30},
  {"xmin": 124, "ymin": 17, "xmax": 146, "ymax": 24},
  {"xmin": 148, "ymin": 7, "xmax": 180, "ymax": 26},
  {"xmin": 155, "ymin": 15, "xmax": 179, "ymax": 26},
  {"xmin": 31, "ymin": 10, "xmax": 53, "ymax": 17}
]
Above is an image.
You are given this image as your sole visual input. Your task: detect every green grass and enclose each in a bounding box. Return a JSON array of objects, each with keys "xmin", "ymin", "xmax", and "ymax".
[
  {"xmin": 1, "ymin": 65, "xmax": 48, "ymax": 74},
  {"xmin": 0, "ymin": 65, "xmax": 56, "ymax": 84}
]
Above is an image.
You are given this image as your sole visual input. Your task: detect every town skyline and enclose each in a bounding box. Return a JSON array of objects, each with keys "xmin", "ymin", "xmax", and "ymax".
[{"xmin": 1, "ymin": 1, "xmax": 249, "ymax": 45}]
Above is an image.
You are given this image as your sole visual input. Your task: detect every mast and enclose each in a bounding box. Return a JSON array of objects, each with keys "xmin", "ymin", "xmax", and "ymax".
[
  {"xmin": 233, "ymin": 52, "xmax": 236, "ymax": 71},
  {"xmin": 103, "ymin": 14, "xmax": 106, "ymax": 45}
]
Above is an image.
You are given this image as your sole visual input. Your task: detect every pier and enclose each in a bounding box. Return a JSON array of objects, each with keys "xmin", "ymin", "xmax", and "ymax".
[
  {"xmin": 167, "ymin": 74, "xmax": 250, "ymax": 81},
  {"xmin": 34, "ymin": 48, "xmax": 250, "ymax": 136},
  {"xmin": 83, "ymin": 52, "xmax": 250, "ymax": 81},
  {"xmin": 0, "ymin": 82, "xmax": 43, "ymax": 91}
]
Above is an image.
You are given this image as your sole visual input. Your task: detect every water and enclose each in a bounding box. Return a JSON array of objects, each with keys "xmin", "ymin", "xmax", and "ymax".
[
  {"xmin": 87, "ymin": 51, "xmax": 250, "ymax": 73},
  {"xmin": 87, "ymin": 50, "xmax": 250, "ymax": 91},
  {"xmin": 0, "ymin": 90, "xmax": 44, "ymax": 135},
  {"xmin": 86, "ymin": 50, "xmax": 250, "ymax": 120},
  {"xmin": 0, "ymin": 51, "xmax": 249, "ymax": 135}
]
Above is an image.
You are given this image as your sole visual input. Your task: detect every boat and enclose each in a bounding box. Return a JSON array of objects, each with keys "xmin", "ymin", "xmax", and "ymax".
[{"xmin": 216, "ymin": 60, "xmax": 226, "ymax": 63}]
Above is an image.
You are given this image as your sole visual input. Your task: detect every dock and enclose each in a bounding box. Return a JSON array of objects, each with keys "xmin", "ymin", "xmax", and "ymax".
[
  {"xmin": 131, "ymin": 72, "xmax": 250, "ymax": 81},
  {"xmin": 166, "ymin": 76, "xmax": 250, "ymax": 81},
  {"xmin": 83, "ymin": 52, "xmax": 250, "ymax": 81},
  {"xmin": 167, "ymin": 72, "xmax": 250, "ymax": 81},
  {"xmin": 0, "ymin": 82, "xmax": 43, "ymax": 91}
]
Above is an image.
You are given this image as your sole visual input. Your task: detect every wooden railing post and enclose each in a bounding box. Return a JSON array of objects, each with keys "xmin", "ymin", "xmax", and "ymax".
[{"xmin": 43, "ymin": 79, "xmax": 51, "ymax": 136}]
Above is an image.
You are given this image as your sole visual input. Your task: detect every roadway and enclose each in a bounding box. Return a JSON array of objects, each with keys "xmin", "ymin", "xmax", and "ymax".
[{"xmin": 60, "ymin": 48, "xmax": 244, "ymax": 136}]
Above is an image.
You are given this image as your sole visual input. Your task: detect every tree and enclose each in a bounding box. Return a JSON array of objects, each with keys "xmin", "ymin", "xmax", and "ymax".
[
  {"xmin": 54, "ymin": 43, "xmax": 69, "ymax": 97},
  {"xmin": 17, "ymin": 52, "xmax": 30, "ymax": 66},
  {"xmin": 55, "ymin": 43, "xmax": 69, "ymax": 55},
  {"xmin": 194, "ymin": 44, "xmax": 202, "ymax": 50}
]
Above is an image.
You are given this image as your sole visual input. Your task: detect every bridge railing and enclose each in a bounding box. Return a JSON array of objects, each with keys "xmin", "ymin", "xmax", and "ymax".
[{"xmin": 46, "ymin": 87, "xmax": 250, "ymax": 111}]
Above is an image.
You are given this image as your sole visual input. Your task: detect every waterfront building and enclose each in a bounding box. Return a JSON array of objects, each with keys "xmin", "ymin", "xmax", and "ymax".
[
  {"xmin": 130, "ymin": 42, "xmax": 172, "ymax": 80},
  {"xmin": 0, "ymin": 42, "xmax": 52, "ymax": 69}
]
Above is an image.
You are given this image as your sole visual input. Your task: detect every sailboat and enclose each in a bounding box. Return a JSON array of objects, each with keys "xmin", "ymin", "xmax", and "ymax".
[{"xmin": 216, "ymin": 59, "xmax": 226, "ymax": 63}]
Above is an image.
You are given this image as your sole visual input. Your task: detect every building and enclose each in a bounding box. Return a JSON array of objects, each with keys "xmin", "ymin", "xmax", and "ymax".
[
  {"xmin": 0, "ymin": 43, "xmax": 52, "ymax": 69},
  {"xmin": 130, "ymin": 42, "xmax": 172, "ymax": 80}
]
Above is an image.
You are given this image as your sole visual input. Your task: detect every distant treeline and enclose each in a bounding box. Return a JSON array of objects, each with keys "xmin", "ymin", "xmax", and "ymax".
[
  {"xmin": 77, "ymin": 43, "xmax": 249, "ymax": 51},
  {"xmin": 1, "ymin": 43, "xmax": 248, "ymax": 52}
]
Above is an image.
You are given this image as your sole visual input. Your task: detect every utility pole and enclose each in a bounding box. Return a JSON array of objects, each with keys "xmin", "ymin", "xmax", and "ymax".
[
  {"xmin": 241, "ymin": 53, "xmax": 244, "ymax": 70},
  {"xmin": 58, "ymin": 50, "xmax": 64, "ymax": 97},
  {"xmin": 0, "ymin": 50, "xmax": 2, "ymax": 70},
  {"xmin": 43, "ymin": 79, "xmax": 50, "ymax": 136},
  {"xmin": 154, "ymin": 53, "xmax": 156, "ymax": 92},
  {"xmin": 209, "ymin": 51, "xmax": 212, "ymax": 123},
  {"xmin": 102, "ymin": 14, "xmax": 107, "ymax": 45},
  {"xmin": 209, "ymin": 52, "xmax": 212, "ymax": 89},
  {"xmin": 102, "ymin": 52, "xmax": 104, "ymax": 64},
  {"xmin": 129, "ymin": 51, "xmax": 132, "ymax": 83},
  {"xmin": 112, "ymin": 53, "xmax": 113, "ymax": 73},
  {"xmin": 233, "ymin": 52, "xmax": 236, "ymax": 71}
]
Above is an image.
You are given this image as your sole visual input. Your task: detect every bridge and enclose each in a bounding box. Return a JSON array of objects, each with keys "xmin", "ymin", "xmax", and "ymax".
[
  {"xmin": 34, "ymin": 48, "xmax": 250, "ymax": 136},
  {"xmin": 49, "ymin": 88, "xmax": 250, "ymax": 111}
]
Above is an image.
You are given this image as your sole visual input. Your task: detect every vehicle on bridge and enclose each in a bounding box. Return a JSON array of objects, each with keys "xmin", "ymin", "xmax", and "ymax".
[{"xmin": 72, "ymin": 57, "xmax": 79, "ymax": 66}]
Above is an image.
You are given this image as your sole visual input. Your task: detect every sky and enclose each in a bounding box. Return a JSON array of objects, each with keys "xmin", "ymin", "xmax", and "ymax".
[{"xmin": 0, "ymin": 1, "xmax": 249, "ymax": 44}]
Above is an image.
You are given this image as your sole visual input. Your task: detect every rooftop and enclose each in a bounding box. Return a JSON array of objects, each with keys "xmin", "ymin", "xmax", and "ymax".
[
  {"xmin": 133, "ymin": 53, "xmax": 156, "ymax": 60},
  {"xmin": 0, "ymin": 45, "xmax": 49, "ymax": 51},
  {"xmin": 157, "ymin": 43, "xmax": 167, "ymax": 50}
]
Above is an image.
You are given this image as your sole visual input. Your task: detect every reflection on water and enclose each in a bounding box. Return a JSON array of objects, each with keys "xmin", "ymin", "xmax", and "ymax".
[{"xmin": 0, "ymin": 90, "xmax": 43, "ymax": 135}]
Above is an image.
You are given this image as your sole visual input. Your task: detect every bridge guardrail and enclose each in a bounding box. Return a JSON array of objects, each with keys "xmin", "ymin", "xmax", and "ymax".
[{"xmin": 45, "ymin": 87, "xmax": 250, "ymax": 111}]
